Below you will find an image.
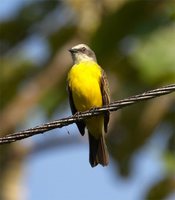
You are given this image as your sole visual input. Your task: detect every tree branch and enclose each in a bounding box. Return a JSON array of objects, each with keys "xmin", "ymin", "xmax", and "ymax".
[{"xmin": 0, "ymin": 84, "xmax": 175, "ymax": 144}]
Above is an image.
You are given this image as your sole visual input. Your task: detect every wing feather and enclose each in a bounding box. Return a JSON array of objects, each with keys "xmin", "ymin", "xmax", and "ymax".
[
  {"xmin": 100, "ymin": 70, "xmax": 110, "ymax": 133},
  {"xmin": 67, "ymin": 84, "xmax": 85, "ymax": 136}
]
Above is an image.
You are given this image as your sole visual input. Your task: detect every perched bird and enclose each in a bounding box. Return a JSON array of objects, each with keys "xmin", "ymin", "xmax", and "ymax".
[{"xmin": 67, "ymin": 44, "xmax": 110, "ymax": 167}]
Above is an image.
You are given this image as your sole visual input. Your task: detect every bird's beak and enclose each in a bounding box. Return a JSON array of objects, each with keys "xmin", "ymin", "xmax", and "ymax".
[{"xmin": 68, "ymin": 48, "xmax": 78, "ymax": 53}]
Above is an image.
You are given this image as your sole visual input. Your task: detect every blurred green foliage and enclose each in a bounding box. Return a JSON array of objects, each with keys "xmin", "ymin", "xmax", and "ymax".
[{"xmin": 0, "ymin": 0, "xmax": 175, "ymax": 199}]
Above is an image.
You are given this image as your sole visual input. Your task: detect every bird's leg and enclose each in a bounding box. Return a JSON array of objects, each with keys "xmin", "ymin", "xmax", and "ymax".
[
  {"xmin": 73, "ymin": 111, "xmax": 82, "ymax": 119},
  {"xmin": 89, "ymin": 107, "xmax": 98, "ymax": 116}
]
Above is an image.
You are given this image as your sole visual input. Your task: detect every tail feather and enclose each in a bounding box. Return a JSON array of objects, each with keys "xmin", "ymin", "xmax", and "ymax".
[{"xmin": 88, "ymin": 132, "xmax": 109, "ymax": 167}]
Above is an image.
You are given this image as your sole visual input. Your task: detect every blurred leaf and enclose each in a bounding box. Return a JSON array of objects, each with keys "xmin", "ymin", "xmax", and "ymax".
[
  {"xmin": 40, "ymin": 79, "xmax": 68, "ymax": 118},
  {"xmin": 0, "ymin": 59, "xmax": 37, "ymax": 108},
  {"xmin": 91, "ymin": 0, "xmax": 167, "ymax": 61},
  {"xmin": 131, "ymin": 25, "xmax": 175, "ymax": 84},
  {"xmin": 164, "ymin": 152, "xmax": 175, "ymax": 174},
  {"xmin": 145, "ymin": 177, "xmax": 175, "ymax": 200},
  {"xmin": 0, "ymin": 0, "xmax": 59, "ymax": 54},
  {"xmin": 48, "ymin": 26, "xmax": 77, "ymax": 56}
]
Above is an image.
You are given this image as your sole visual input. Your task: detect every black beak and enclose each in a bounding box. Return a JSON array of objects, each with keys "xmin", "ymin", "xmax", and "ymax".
[{"xmin": 68, "ymin": 48, "xmax": 78, "ymax": 53}]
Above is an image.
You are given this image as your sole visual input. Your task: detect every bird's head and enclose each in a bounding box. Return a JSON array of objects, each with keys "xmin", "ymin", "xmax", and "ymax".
[{"xmin": 69, "ymin": 44, "xmax": 97, "ymax": 64}]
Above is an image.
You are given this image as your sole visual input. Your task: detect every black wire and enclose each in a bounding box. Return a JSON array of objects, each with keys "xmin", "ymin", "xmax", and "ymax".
[{"xmin": 0, "ymin": 84, "xmax": 175, "ymax": 144}]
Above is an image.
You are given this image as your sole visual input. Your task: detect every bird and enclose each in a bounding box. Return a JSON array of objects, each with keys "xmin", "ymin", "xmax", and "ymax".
[{"xmin": 67, "ymin": 44, "xmax": 110, "ymax": 167}]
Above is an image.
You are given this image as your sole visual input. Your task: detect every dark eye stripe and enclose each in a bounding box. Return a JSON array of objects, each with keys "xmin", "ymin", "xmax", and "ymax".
[{"xmin": 81, "ymin": 47, "xmax": 86, "ymax": 52}]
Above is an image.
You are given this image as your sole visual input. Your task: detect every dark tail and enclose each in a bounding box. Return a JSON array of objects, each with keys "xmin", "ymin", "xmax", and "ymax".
[{"xmin": 88, "ymin": 132, "xmax": 109, "ymax": 167}]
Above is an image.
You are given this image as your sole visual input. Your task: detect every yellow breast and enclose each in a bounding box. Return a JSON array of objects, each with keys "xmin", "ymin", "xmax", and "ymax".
[{"xmin": 68, "ymin": 61, "xmax": 102, "ymax": 111}]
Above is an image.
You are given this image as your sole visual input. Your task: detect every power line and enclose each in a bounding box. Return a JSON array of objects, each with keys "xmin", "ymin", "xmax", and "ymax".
[{"xmin": 0, "ymin": 84, "xmax": 175, "ymax": 144}]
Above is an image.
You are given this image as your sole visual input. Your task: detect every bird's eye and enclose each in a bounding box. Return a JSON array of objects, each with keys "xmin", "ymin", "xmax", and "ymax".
[{"xmin": 81, "ymin": 47, "xmax": 86, "ymax": 52}]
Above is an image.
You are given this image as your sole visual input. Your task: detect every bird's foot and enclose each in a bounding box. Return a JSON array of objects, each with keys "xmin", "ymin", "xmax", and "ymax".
[
  {"xmin": 89, "ymin": 107, "xmax": 98, "ymax": 115},
  {"xmin": 74, "ymin": 111, "xmax": 81, "ymax": 118}
]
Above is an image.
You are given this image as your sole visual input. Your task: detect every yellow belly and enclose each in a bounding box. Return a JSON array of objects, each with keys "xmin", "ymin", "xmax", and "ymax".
[{"xmin": 68, "ymin": 61, "xmax": 103, "ymax": 111}]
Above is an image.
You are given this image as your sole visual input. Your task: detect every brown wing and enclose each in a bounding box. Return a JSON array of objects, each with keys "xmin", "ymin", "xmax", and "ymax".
[
  {"xmin": 67, "ymin": 84, "xmax": 85, "ymax": 136},
  {"xmin": 100, "ymin": 70, "xmax": 110, "ymax": 133}
]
